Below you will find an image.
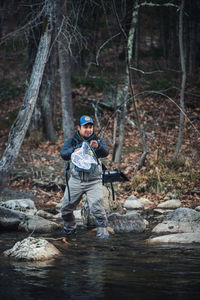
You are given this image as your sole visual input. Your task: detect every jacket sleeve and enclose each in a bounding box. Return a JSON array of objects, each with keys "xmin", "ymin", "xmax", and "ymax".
[
  {"xmin": 60, "ymin": 138, "xmax": 75, "ymax": 161},
  {"xmin": 95, "ymin": 138, "xmax": 109, "ymax": 158}
]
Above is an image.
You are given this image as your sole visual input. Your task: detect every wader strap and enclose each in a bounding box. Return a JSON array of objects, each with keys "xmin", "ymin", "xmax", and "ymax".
[{"xmin": 65, "ymin": 161, "xmax": 71, "ymax": 202}]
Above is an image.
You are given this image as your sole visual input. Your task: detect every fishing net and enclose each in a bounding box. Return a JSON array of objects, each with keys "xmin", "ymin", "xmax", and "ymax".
[{"xmin": 71, "ymin": 141, "xmax": 98, "ymax": 172}]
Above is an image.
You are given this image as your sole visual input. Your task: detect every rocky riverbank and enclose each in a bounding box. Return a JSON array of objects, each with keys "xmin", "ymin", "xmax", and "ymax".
[{"xmin": 1, "ymin": 188, "xmax": 200, "ymax": 241}]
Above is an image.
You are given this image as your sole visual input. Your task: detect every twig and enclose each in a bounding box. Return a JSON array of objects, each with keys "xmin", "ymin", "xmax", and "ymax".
[
  {"xmin": 42, "ymin": 237, "xmax": 71, "ymax": 245},
  {"xmin": 96, "ymin": 33, "xmax": 120, "ymax": 66},
  {"xmin": 130, "ymin": 67, "xmax": 164, "ymax": 74}
]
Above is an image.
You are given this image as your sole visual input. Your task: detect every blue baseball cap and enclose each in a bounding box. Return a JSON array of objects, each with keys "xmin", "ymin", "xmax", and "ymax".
[{"xmin": 79, "ymin": 115, "xmax": 94, "ymax": 126}]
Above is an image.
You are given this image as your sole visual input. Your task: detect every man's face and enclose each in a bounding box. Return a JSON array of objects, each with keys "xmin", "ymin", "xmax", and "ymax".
[{"xmin": 78, "ymin": 123, "xmax": 94, "ymax": 139}]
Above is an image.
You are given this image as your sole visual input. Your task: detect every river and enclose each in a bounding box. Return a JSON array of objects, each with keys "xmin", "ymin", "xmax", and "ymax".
[{"xmin": 0, "ymin": 230, "xmax": 200, "ymax": 300}]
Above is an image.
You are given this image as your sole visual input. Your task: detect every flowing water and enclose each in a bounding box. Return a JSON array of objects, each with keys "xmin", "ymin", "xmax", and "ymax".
[{"xmin": 0, "ymin": 230, "xmax": 200, "ymax": 300}]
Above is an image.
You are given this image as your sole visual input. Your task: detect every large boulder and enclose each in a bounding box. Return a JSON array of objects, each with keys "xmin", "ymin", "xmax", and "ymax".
[
  {"xmin": 108, "ymin": 211, "xmax": 146, "ymax": 233},
  {"xmin": 148, "ymin": 233, "xmax": 200, "ymax": 245},
  {"xmin": 1, "ymin": 199, "xmax": 37, "ymax": 214},
  {"xmin": 0, "ymin": 206, "xmax": 24, "ymax": 230},
  {"xmin": 0, "ymin": 206, "xmax": 61, "ymax": 233},
  {"xmin": 3, "ymin": 237, "xmax": 61, "ymax": 261},
  {"xmin": 152, "ymin": 207, "xmax": 200, "ymax": 234},
  {"xmin": 18, "ymin": 214, "xmax": 61, "ymax": 232}
]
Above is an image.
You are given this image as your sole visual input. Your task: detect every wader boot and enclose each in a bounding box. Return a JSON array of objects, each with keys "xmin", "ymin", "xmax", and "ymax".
[
  {"xmin": 61, "ymin": 214, "xmax": 77, "ymax": 235},
  {"xmin": 96, "ymin": 227, "xmax": 109, "ymax": 239}
]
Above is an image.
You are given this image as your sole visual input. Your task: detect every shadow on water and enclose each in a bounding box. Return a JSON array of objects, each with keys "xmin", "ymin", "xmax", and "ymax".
[{"xmin": 1, "ymin": 229, "xmax": 200, "ymax": 300}]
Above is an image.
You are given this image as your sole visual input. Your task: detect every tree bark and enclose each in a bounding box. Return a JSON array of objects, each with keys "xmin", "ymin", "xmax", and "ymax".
[
  {"xmin": 40, "ymin": 40, "xmax": 58, "ymax": 142},
  {"xmin": 113, "ymin": 0, "xmax": 139, "ymax": 163},
  {"xmin": 28, "ymin": 23, "xmax": 58, "ymax": 143},
  {"xmin": 57, "ymin": 0, "xmax": 74, "ymax": 140},
  {"xmin": 58, "ymin": 43, "xmax": 74, "ymax": 140},
  {"xmin": 0, "ymin": 11, "xmax": 52, "ymax": 188},
  {"xmin": 172, "ymin": 0, "xmax": 186, "ymax": 161}
]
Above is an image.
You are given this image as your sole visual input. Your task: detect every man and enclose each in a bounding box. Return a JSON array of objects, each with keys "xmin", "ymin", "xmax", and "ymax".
[{"xmin": 60, "ymin": 115, "xmax": 109, "ymax": 239}]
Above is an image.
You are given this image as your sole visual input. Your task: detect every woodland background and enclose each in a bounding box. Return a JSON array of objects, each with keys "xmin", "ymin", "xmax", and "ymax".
[{"xmin": 0, "ymin": 0, "xmax": 199, "ymax": 210}]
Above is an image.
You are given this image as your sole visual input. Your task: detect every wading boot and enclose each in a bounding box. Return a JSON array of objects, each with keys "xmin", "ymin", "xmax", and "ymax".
[
  {"xmin": 96, "ymin": 227, "xmax": 109, "ymax": 239},
  {"xmin": 61, "ymin": 221, "xmax": 77, "ymax": 236}
]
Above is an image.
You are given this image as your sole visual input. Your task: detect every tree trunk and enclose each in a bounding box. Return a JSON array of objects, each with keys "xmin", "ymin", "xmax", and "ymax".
[
  {"xmin": 40, "ymin": 39, "xmax": 58, "ymax": 142},
  {"xmin": 58, "ymin": 36, "xmax": 74, "ymax": 140},
  {"xmin": 113, "ymin": 0, "xmax": 139, "ymax": 163},
  {"xmin": 28, "ymin": 27, "xmax": 58, "ymax": 143},
  {"xmin": 134, "ymin": 8, "xmax": 140, "ymax": 71},
  {"xmin": 0, "ymin": 13, "xmax": 52, "ymax": 188},
  {"xmin": 0, "ymin": 0, "xmax": 6, "ymax": 40},
  {"xmin": 57, "ymin": 0, "xmax": 74, "ymax": 140},
  {"xmin": 172, "ymin": 0, "xmax": 186, "ymax": 161},
  {"xmin": 188, "ymin": 14, "xmax": 196, "ymax": 75}
]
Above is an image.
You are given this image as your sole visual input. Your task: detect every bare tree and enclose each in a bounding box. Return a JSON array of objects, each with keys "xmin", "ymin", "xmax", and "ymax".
[
  {"xmin": 56, "ymin": 0, "xmax": 74, "ymax": 140},
  {"xmin": 0, "ymin": 0, "xmax": 53, "ymax": 188},
  {"xmin": 172, "ymin": 0, "xmax": 186, "ymax": 161},
  {"xmin": 113, "ymin": 0, "xmax": 139, "ymax": 163}
]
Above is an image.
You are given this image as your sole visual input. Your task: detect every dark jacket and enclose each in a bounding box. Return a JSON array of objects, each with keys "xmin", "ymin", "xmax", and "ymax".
[{"xmin": 60, "ymin": 131, "xmax": 109, "ymax": 181}]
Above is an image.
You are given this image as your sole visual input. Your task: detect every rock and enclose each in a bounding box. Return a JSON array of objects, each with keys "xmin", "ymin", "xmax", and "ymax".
[
  {"xmin": 152, "ymin": 208, "xmax": 200, "ymax": 234},
  {"xmin": 18, "ymin": 215, "xmax": 61, "ymax": 233},
  {"xmin": 108, "ymin": 212, "xmax": 146, "ymax": 233},
  {"xmin": 1, "ymin": 199, "xmax": 37, "ymax": 214},
  {"xmin": 138, "ymin": 197, "xmax": 154, "ymax": 207},
  {"xmin": 147, "ymin": 233, "xmax": 200, "ymax": 245},
  {"xmin": 195, "ymin": 206, "xmax": 200, "ymax": 212},
  {"xmin": 126, "ymin": 210, "xmax": 139, "ymax": 216},
  {"xmin": 0, "ymin": 206, "xmax": 61, "ymax": 233},
  {"xmin": 166, "ymin": 207, "xmax": 200, "ymax": 222},
  {"xmin": 0, "ymin": 206, "xmax": 24, "ymax": 230},
  {"xmin": 157, "ymin": 199, "xmax": 181, "ymax": 209},
  {"xmin": 124, "ymin": 196, "xmax": 153, "ymax": 210},
  {"xmin": 126, "ymin": 195, "xmax": 138, "ymax": 201},
  {"xmin": 152, "ymin": 221, "xmax": 194, "ymax": 233},
  {"xmin": 3, "ymin": 237, "xmax": 61, "ymax": 261},
  {"xmin": 36, "ymin": 210, "xmax": 55, "ymax": 219},
  {"xmin": 154, "ymin": 208, "xmax": 174, "ymax": 215},
  {"xmin": 124, "ymin": 199, "xmax": 144, "ymax": 210}
]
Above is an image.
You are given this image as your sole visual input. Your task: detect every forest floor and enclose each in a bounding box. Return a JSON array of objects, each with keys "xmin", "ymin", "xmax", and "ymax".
[{"xmin": 0, "ymin": 83, "xmax": 200, "ymax": 212}]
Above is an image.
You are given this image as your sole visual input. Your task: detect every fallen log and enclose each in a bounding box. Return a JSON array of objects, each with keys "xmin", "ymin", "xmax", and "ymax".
[{"xmin": 80, "ymin": 97, "xmax": 115, "ymax": 111}]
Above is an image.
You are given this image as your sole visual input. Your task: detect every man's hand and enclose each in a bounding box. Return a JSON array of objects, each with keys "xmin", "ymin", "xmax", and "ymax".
[
  {"xmin": 74, "ymin": 148, "xmax": 81, "ymax": 152},
  {"xmin": 90, "ymin": 140, "xmax": 98, "ymax": 149}
]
